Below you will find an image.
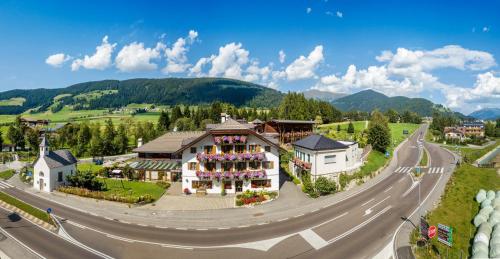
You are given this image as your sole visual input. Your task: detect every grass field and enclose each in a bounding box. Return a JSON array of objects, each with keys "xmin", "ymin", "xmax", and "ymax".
[
  {"xmin": 388, "ymin": 123, "xmax": 420, "ymax": 152},
  {"xmin": 318, "ymin": 120, "xmax": 367, "ymax": 132},
  {"xmin": 0, "ymin": 191, "xmax": 53, "ymax": 225},
  {"xmin": 0, "ymin": 169, "xmax": 15, "ymax": 180},
  {"xmin": 77, "ymin": 163, "xmax": 103, "ymax": 173},
  {"xmin": 0, "ymin": 97, "xmax": 25, "ymax": 106},
  {"xmin": 411, "ymin": 163, "xmax": 500, "ymax": 258},
  {"xmin": 99, "ymin": 178, "xmax": 165, "ymax": 201},
  {"xmin": 419, "ymin": 148, "xmax": 428, "ymax": 167}
]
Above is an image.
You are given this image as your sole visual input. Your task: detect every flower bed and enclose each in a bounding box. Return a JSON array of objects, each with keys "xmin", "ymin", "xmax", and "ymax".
[
  {"xmin": 292, "ymin": 157, "xmax": 312, "ymax": 170},
  {"xmin": 196, "ymin": 152, "xmax": 265, "ymax": 162},
  {"xmin": 196, "ymin": 170, "xmax": 266, "ymax": 181},
  {"xmin": 58, "ymin": 186, "xmax": 155, "ymax": 204},
  {"xmin": 214, "ymin": 135, "xmax": 247, "ymax": 144},
  {"xmin": 236, "ymin": 190, "xmax": 278, "ymax": 206}
]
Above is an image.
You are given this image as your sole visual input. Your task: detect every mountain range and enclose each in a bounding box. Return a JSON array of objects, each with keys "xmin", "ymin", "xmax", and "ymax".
[
  {"xmin": 0, "ymin": 78, "xmax": 284, "ymax": 114},
  {"xmin": 331, "ymin": 89, "xmax": 467, "ymax": 117},
  {"xmin": 468, "ymin": 108, "xmax": 500, "ymax": 120}
]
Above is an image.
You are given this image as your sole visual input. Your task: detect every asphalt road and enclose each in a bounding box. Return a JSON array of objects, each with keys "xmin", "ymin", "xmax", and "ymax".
[{"xmin": 2, "ymin": 124, "xmax": 455, "ymax": 259}]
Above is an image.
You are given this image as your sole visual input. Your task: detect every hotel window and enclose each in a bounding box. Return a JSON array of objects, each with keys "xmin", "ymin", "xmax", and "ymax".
[
  {"xmin": 188, "ymin": 162, "xmax": 197, "ymax": 170},
  {"xmin": 221, "ymin": 145, "xmax": 233, "ymax": 154},
  {"xmin": 236, "ymin": 162, "xmax": 246, "ymax": 171},
  {"xmin": 192, "ymin": 180, "xmax": 213, "ymax": 189},
  {"xmin": 325, "ymin": 155, "xmax": 337, "ymax": 164},
  {"xmin": 307, "ymin": 154, "xmax": 310, "ymax": 163},
  {"xmin": 251, "ymin": 179, "xmax": 271, "ymax": 188},
  {"xmin": 249, "ymin": 144, "xmax": 259, "ymax": 153},
  {"xmin": 224, "ymin": 180, "xmax": 232, "ymax": 189},
  {"xmin": 249, "ymin": 161, "xmax": 261, "ymax": 170},
  {"xmin": 204, "ymin": 162, "xmax": 216, "ymax": 172},
  {"xmin": 262, "ymin": 161, "xmax": 274, "ymax": 169},
  {"xmin": 204, "ymin": 145, "xmax": 214, "ymax": 154},
  {"xmin": 57, "ymin": 172, "xmax": 63, "ymax": 182},
  {"xmin": 222, "ymin": 162, "xmax": 234, "ymax": 172},
  {"xmin": 264, "ymin": 146, "xmax": 271, "ymax": 152},
  {"xmin": 235, "ymin": 145, "xmax": 245, "ymax": 153},
  {"xmin": 190, "ymin": 147, "xmax": 197, "ymax": 154}
]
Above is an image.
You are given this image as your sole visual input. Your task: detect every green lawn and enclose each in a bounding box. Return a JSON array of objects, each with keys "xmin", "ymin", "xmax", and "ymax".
[
  {"xmin": 419, "ymin": 148, "xmax": 428, "ymax": 167},
  {"xmin": 445, "ymin": 140, "xmax": 498, "ymax": 163},
  {"xmin": 0, "ymin": 97, "xmax": 25, "ymax": 106},
  {"xmin": 387, "ymin": 123, "xmax": 420, "ymax": 152},
  {"xmin": 99, "ymin": 178, "xmax": 166, "ymax": 201},
  {"xmin": 77, "ymin": 163, "xmax": 103, "ymax": 173},
  {"xmin": 0, "ymin": 191, "xmax": 53, "ymax": 225},
  {"xmin": 318, "ymin": 121, "xmax": 367, "ymax": 132},
  {"xmin": 0, "ymin": 169, "xmax": 15, "ymax": 180},
  {"xmin": 411, "ymin": 164, "xmax": 500, "ymax": 258}
]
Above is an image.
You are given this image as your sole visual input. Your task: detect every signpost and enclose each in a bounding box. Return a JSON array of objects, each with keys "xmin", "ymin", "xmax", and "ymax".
[
  {"xmin": 437, "ymin": 224, "xmax": 453, "ymax": 247},
  {"xmin": 428, "ymin": 225, "xmax": 437, "ymax": 239},
  {"xmin": 420, "ymin": 217, "xmax": 429, "ymax": 239},
  {"xmin": 385, "ymin": 151, "xmax": 390, "ymax": 158},
  {"xmin": 46, "ymin": 208, "xmax": 52, "ymax": 214}
]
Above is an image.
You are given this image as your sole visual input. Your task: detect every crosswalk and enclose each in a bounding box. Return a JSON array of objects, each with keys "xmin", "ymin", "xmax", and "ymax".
[
  {"xmin": 394, "ymin": 166, "xmax": 444, "ymax": 174},
  {"xmin": 395, "ymin": 167, "xmax": 413, "ymax": 174},
  {"xmin": 0, "ymin": 181, "xmax": 13, "ymax": 189},
  {"xmin": 427, "ymin": 167, "xmax": 444, "ymax": 174}
]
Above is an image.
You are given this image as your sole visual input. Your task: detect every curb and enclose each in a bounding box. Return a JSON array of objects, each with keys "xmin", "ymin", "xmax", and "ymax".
[{"xmin": 0, "ymin": 200, "xmax": 57, "ymax": 232}]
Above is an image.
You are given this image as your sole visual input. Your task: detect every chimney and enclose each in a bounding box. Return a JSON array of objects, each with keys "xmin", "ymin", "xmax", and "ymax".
[
  {"xmin": 221, "ymin": 113, "xmax": 227, "ymax": 123},
  {"xmin": 137, "ymin": 138, "xmax": 143, "ymax": 147}
]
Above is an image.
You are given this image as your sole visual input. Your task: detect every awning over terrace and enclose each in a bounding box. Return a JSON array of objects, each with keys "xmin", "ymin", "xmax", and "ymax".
[{"xmin": 129, "ymin": 160, "xmax": 181, "ymax": 171}]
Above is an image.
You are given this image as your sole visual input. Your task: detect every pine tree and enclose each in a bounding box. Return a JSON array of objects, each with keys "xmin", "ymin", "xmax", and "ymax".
[
  {"xmin": 347, "ymin": 122, "xmax": 355, "ymax": 133},
  {"xmin": 102, "ymin": 119, "xmax": 116, "ymax": 155},
  {"xmin": 337, "ymin": 124, "xmax": 341, "ymax": 132},
  {"xmin": 157, "ymin": 111, "xmax": 170, "ymax": 132}
]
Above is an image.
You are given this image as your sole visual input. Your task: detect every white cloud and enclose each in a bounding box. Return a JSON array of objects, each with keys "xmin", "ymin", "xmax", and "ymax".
[
  {"xmin": 285, "ymin": 45, "xmax": 324, "ymax": 80},
  {"xmin": 279, "ymin": 50, "xmax": 286, "ymax": 64},
  {"xmin": 336, "ymin": 11, "xmax": 343, "ymax": 18},
  {"xmin": 445, "ymin": 72, "xmax": 500, "ymax": 111},
  {"xmin": 45, "ymin": 53, "xmax": 71, "ymax": 67},
  {"xmin": 306, "ymin": 7, "xmax": 312, "ymax": 14},
  {"xmin": 162, "ymin": 30, "xmax": 198, "ymax": 74},
  {"xmin": 71, "ymin": 36, "xmax": 116, "ymax": 71},
  {"xmin": 483, "ymin": 26, "xmax": 490, "ymax": 32},
  {"xmin": 115, "ymin": 42, "xmax": 165, "ymax": 72},
  {"xmin": 208, "ymin": 42, "xmax": 249, "ymax": 79},
  {"xmin": 325, "ymin": 11, "xmax": 334, "ymax": 16}
]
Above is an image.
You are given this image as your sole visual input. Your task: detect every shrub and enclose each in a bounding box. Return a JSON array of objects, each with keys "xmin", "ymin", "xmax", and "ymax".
[
  {"xmin": 236, "ymin": 199, "xmax": 244, "ymax": 206},
  {"xmin": 339, "ymin": 173, "xmax": 349, "ymax": 190},
  {"xmin": 292, "ymin": 177, "xmax": 301, "ymax": 185},
  {"xmin": 315, "ymin": 176, "xmax": 337, "ymax": 195},
  {"xmin": 156, "ymin": 181, "xmax": 171, "ymax": 189},
  {"xmin": 66, "ymin": 170, "xmax": 104, "ymax": 191}
]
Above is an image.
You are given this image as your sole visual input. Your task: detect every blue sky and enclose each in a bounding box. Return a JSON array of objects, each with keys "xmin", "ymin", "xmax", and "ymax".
[{"xmin": 0, "ymin": 0, "xmax": 499, "ymax": 113}]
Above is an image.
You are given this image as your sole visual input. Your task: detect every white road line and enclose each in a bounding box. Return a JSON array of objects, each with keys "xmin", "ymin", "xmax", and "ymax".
[
  {"xmin": 104, "ymin": 217, "xmax": 113, "ymax": 221},
  {"xmin": 365, "ymin": 196, "xmax": 390, "ymax": 215},
  {"xmin": 402, "ymin": 182, "xmax": 418, "ymax": 197},
  {"xmin": 257, "ymin": 222, "xmax": 268, "ymax": 226},
  {"xmin": 294, "ymin": 213, "xmax": 304, "ymax": 218},
  {"xmin": 311, "ymin": 208, "xmax": 319, "ymax": 213},
  {"xmin": 137, "ymin": 223, "xmax": 148, "ymax": 227},
  {"xmin": 106, "ymin": 234, "xmax": 134, "ymax": 243},
  {"xmin": 361, "ymin": 198, "xmax": 375, "ymax": 207},
  {"xmin": 299, "ymin": 229, "xmax": 328, "ymax": 250},
  {"xmin": 238, "ymin": 225, "xmax": 249, "ymax": 228},
  {"xmin": 156, "ymin": 225, "xmax": 168, "ymax": 229},
  {"xmin": 328, "ymin": 206, "xmax": 392, "ymax": 244},
  {"xmin": 120, "ymin": 221, "xmax": 130, "ymax": 224},
  {"xmin": 313, "ymin": 212, "xmax": 348, "ymax": 229},
  {"xmin": 440, "ymin": 167, "xmax": 444, "ymax": 174},
  {"xmin": 398, "ymin": 177, "xmax": 405, "ymax": 183},
  {"xmin": 218, "ymin": 227, "xmax": 230, "ymax": 230},
  {"xmin": 277, "ymin": 218, "xmax": 289, "ymax": 222},
  {"xmin": 384, "ymin": 186, "xmax": 393, "ymax": 193},
  {"xmin": 196, "ymin": 228, "xmax": 208, "ymax": 231},
  {"xmin": 175, "ymin": 227, "xmax": 187, "ymax": 230},
  {"xmin": 67, "ymin": 221, "xmax": 87, "ymax": 229},
  {"xmin": 395, "ymin": 167, "xmax": 402, "ymax": 173}
]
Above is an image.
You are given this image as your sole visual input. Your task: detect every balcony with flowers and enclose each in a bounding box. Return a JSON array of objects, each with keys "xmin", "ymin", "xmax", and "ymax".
[
  {"xmin": 196, "ymin": 152, "xmax": 265, "ymax": 162},
  {"xmin": 213, "ymin": 135, "xmax": 247, "ymax": 145},
  {"xmin": 195, "ymin": 170, "xmax": 267, "ymax": 181},
  {"xmin": 292, "ymin": 157, "xmax": 312, "ymax": 170}
]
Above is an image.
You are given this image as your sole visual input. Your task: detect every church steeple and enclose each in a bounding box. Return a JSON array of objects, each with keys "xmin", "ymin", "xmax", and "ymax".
[{"xmin": 39, "ymin": 135, "xmax": 49, "ymax": 156}]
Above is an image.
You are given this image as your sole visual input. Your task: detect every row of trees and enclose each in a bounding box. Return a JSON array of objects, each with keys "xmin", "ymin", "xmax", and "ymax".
[{"xmin": 385, "ymin": 109, "xmax": 422, "ymax": 124}]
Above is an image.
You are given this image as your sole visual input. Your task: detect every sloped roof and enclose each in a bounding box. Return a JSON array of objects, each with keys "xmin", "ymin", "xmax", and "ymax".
[
  {"xmin": 292, "ymin": 134, "xmax": 348, "ymax": 151},
  {"xmin": 251, "ymin": 119, "xmax": 263, "ymax": 124},
  {"xmin": 42, "ymin": 150, "xmax": 77, "ymax": 169},
  {"xmin": 209, "ymin": 118, "xmax": 253, "ymax": 131},
  {"xmin": 133, "ymin": 131, "xmax": 205, "ymax": 153},
  {"xmin": 270, "ymin": 119, "xmax": 316, "ymax": 124}
]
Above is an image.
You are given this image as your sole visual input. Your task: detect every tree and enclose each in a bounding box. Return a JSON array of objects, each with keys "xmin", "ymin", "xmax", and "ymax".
[
  {"xmin": 157, "ymin": 111, "xmax": 170, "ymax": 132},
  {"xmin": 0, "ymin": 130, "xmax": 3, "ymax": 150},
  {"xmin": 25, "ymin": 128, "xmax": 40, "ymax": 154},
  {"xmin": 113, "ymin": 124, "xmax": 129, "ymax": 154},
  {"xmin": 101, "ymin": 119, "xmax": 116, "ymax": 155},
  {"xmin": 369, "ymin": 110, "xmax": 389, "ymax": 129},
  {"xmin": 314, "ymin": 176, "xmax": 337, "ymax": 195},
  {"xmin": 315, "ymin": 116, "xmax": 323, "ymax": 125},
  {"xmin": 347, "ymin": 122, "xmax": 355, "ymax": 133},
  {"xmin": 7, "ymin": 125, "xmax": 24, "ymax": 149},
  {"xmin": 89, "ymin": 124, "xmax": 103, "ymax": 157},
  {"xmin": 368, "ymin": 123, "xmax": 391, "ymax": 152},
  {"xmin": 336, "ymin": 124, "xmax": 341, "ymax": 132},
  {"xmin": 170, "ymin": 105, "xmax": 183, "ymax": 124},
  {"xmin": 174, "ymin": 118, "xmax": 195, "ymax": 131},
  {"xmin": 385, "ymin": 109, "xmax": 399, "ymax": 123}
]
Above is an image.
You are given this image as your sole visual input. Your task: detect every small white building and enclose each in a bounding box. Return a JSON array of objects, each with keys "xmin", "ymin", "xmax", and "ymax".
[
  {"xmin": 291, "ymin": 134, "xmax": 362, "ymax": 184},
  {"xmin": 33, "ymin": 136, "xmax": 77, "ymax": 192}
]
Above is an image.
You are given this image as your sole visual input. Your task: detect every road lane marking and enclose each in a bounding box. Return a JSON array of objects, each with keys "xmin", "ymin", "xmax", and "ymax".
[
  {"xmin": 294, "ymin": 213, "xmax": 304, "ymax": 218},
  {"xmin": 137, "ymin": 223, "xmax": 148, "ymax": 227},
  {"xmin": 398, "ymin": 177, "xmax": 405, "ymax": 183},
  {"xmin": 67, "ymin": 221, "xmax": 87, "ymax": 229},
  {"xmin": 361, "ymin": 198, "xmax": 375, "ymax": 207},
  {"xmin": 257, "ymin": 222, "xmax": 268, "ymax": 226},
  {"xmin": 402, "ymin": 181, "xmax": 418, "ymax": 197},
  {"xmin": 384, "ymin": 186, "xmax": 393, "ymax": 193},
  {"xmin": 238, "ymin": 225, "xmax": 249, "ymax": 228},
  {"xmin": 440, "ymin": 167, "xmax": 444, "ymax": 174},
  {"xmin": 175, "ymin": 227, "xmax": 187, "ymax": 230},
  {"xmin": 196, "ymin": 228, "xmax": 208, "ymax": 231},
  {"xmin": 106, "ymin": 234, "xmax": 134, "ymax": 243},
  {"xmin": 299, "ymin": 229, "xmax": 328, "ymax": 250},
  {"xmin": 328, "ymin": 206, "xmax": 392, "ymax": 244},
  {"xmin": 364, "ymin": 196, "xmax": 390, "ymax": 216},
  {"xmin": 313, "ymin": 212, "xmax": 348, "ymax": 229},
  {"xmin": 277, "ymin": 218, "xmax": 289, "ymax": 222},
  {"xmin": 217, "ymin": 227, "xmax": 230, "ymax": 230},
  {"xmin": 311, "ymin": 208, "xmax": 319, "ymax": 213}
]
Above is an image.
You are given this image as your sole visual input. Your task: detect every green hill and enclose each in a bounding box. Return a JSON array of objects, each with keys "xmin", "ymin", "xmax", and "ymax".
[
  {"xmin": 0, "ymin": 78, "xmax": 284, "ymax": 114},
  {"xmin": 332, "ymin": 89, "xmax": 465, "ymax": 117}
]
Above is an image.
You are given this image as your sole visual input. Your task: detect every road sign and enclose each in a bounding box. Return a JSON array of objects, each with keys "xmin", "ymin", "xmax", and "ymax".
[
  {"xmin": 46, "ymin": 208, "xmax": 52, "ymax": 214},
  {"xmin": 428, "ymin": 225, "xmax": 437, "ymax": 239},
  {"xmin": 416, "ymin": 167, "xmax": 421, "ymax": 174},
  {"xmin": 420, "ymin": 217, "xmax": 429, "ymax": 239},
  {"xmin": 403, "ymin": 129, "xmax": 409, "ymax": 135},
  {"xmin": 437, "ymin": 223, "xmax": 453, "ymax": 247},
  {"xmin": 385, "ymin": 151, "xmax": 390, "ymax": 158}
]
